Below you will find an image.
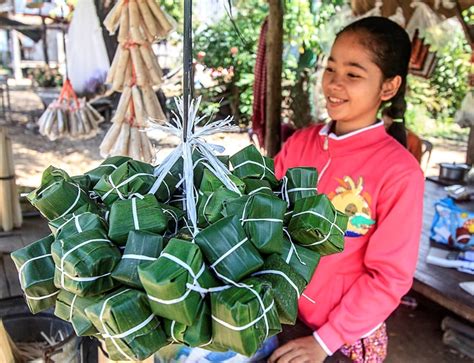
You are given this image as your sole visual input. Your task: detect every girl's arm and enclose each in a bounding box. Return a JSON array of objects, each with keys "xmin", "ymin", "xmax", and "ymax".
[{"xmin": 314, "ymin": 168, "xmax": 425, "ymax": 354}]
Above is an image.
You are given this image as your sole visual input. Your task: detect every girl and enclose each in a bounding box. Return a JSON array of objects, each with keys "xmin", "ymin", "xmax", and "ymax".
[{"xmin": 269, "ymin": 17, "xmax": 424, "ymax": 363}]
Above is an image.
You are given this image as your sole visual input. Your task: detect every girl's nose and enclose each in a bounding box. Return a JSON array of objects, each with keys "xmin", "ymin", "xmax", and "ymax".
[{"xmin": 328, "ymin": 75, "xmax": 343, "ymax": 90}]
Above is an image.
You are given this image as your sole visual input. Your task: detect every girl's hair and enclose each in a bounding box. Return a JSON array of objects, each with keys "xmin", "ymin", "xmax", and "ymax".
[{"xmin": 337, "ymin": 16, "xmax": 411, "ymax": 147}]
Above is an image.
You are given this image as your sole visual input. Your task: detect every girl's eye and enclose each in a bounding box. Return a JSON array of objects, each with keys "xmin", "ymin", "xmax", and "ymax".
[
  {"xmin": 325, "ymin": 67, "xmax": 334, "ymax": 73},
  {"xmin": 347, "ymin": 73, "xmax": 360, "ymax": 78}
]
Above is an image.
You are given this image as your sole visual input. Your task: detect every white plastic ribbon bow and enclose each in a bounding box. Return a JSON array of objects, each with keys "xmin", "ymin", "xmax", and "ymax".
[{"xmin": 148, "ymin": 97, "xmax": 241, "ymax": 235}]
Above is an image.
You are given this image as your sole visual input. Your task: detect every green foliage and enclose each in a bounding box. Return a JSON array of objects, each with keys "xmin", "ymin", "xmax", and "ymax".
[
  {"xmin": 28, "ymin": 66, "xmax": 63, "ymax": 88},
  {"xmin": 405, "ymin": 21, "xmax": 471, "ymax": 139},
  {"xmin": 193, "ymin": 0, "xmax": 267, "ymax": 125}
]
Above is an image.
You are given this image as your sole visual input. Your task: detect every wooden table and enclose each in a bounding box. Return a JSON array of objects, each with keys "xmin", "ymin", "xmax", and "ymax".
[{"xmin": 413, "ymin": 180, "xmax": 474, "ymax": 323}]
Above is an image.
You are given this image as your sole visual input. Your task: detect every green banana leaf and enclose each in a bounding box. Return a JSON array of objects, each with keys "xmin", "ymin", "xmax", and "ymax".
[
  {"xmin": 48, "ymin": 203, "xmax": 103, "ymax": 236},
  {"xmin": 288, "ymin": 195, "xmax": 348, "ymax": 255},
  {"xmin": 154, "ymin": 172, "xmax": 179, "ymax": 203},
  {"xmin": 158, "ymin": 203, "xmax": 185, "ymax": 237},
  {"xmin": 108, "ymin": 195, "xmax": 169, "ymax": 245},
  {"xmin": 85, "ymin": 288, "xmax": 167, "ymax": 361},
  {"xmin": 27, "ymin": 166, "xmax": 95, "ymax": 221},
  {"xmin": 85, "ymin": 156, "xmax": 132, "ymax": 185},
  {"xmin": 54, "ymin": 289, "xmax": 102, "ymax": 336},
  {"xmin": 112, "ymin": 231, "xmax": 165, "ymax": 289},
  {"xmin": 230, "ymin": 145, "xmax": 279, "ymax": 187},
  {"xmin": 169, "ymin": 149, "xmax": 229, "ymax": 187},
  {"xmin": 197, "ymin": 187, "xmax": 240, "ymax": 227},
  {"xmin": 49, "ymin": 212, "xmax": 107, "ymax": 240},
  {"xmin": 199, "ymin": 169, "xmax": 246, "ymax": 195},
  {"xmin": 252, "ymin": 254, "xmax": 306, "ymax": 325},
  {"xmin": 138, "ymin": 238, "xmax": 218, "ymax": 326},
  {"xmin": 51, "ymin": 229, "xmax": 121, "ymax": 296},
  {"xmin": 11, "ymin": 235, "xmax": 58, "ymax": 314},
  {"xmin": 243, "ymin": 178, "xmax": 273, "ymax": 196},
  {"xmin": 195, "ymin": 216, "xmax": 263, "ymax": 282},
  {"xmin": 71, "ymin": 174, "xmax": 93, "ymax": 192},
  {"xmin": 210, "ymin": 277, "xmax": 281, "ymax": 356},
  {"xmin": 163, "ymin": 299, "xmax": 212, "ymax": 347},
  {"xmin": 222, "ymin": 194, "xmax": 286, "ymax": 254},
  {"xmin": 284, "ymin": 209, "xmax": 294, "ymax": 226},
  {"xmin": 93, "ymin": 160, "xmax": 155, "ymax": 206},
  {"xmin": 280, "ymin": 167, "xmax": 318, "ymax": 206},
  {"xmin": 279, "ymin": 231, "xmax": 321, "ymax": 284}
]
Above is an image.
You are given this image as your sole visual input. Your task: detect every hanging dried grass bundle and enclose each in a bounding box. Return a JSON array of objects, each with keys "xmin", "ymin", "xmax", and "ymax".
[{"xmin": 37, "ymin": 80, "xmax": 104, "ymax": 141}]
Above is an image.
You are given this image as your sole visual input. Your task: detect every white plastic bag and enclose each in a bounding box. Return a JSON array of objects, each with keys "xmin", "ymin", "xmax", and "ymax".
[
  {"xmin": 455, "ymin": 91, "xmax": 474, "ymax": 128},
  {"xmin": 405, "ymin": 1, "xmax": 442, "ymax": 40},
  {"xmin": 66, "ymin": 0, "xmax": 110, "ymax": 95}
]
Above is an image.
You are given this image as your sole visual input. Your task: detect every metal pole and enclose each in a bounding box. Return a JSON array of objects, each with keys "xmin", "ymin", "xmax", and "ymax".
[{"xmin": 183, "ymin": 0, "xmax": 193, "ymax": 141}]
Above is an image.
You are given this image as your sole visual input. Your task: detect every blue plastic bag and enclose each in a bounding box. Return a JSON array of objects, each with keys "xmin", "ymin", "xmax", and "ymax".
[{"xmin": 430, "ymin": 197, "xmax": 474, "ymax": 251}]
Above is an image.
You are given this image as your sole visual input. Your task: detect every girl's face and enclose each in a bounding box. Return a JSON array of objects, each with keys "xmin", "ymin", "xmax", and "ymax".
[{"xmin": 322, "ymin": 32, "xmax": 400, "ymax": 134}]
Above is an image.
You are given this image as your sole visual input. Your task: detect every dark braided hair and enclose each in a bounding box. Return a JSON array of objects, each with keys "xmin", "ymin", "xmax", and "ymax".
[{"xmin": 337, "ymin": 16, "xmax": 411, "ymax": 147}]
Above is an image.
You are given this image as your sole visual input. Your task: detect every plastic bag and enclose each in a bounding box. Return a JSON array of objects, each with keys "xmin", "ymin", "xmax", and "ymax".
[
  {"xmin": 66, "ymin": 0, "xmax": 110, "ymax": 95},
  {"xmin": 405, "ymin": 1, "xmax": 441, "ymax": 40},
  {"xmin": 455, "ymin": 91, "xmax": 474, "ymax": 128},
  {"xmin": 430, "ymin": 197, "xmax": 474, "ymax": 251}
]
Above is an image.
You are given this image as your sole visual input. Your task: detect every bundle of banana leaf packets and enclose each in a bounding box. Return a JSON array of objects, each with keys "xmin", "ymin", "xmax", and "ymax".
[{"xmin": 13, "ymin": 134, "xmax": 348, "ymax": 359}]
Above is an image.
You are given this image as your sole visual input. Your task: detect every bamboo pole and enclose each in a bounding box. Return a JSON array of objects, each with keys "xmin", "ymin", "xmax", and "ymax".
[
  {"xmin": 0, "ymin": 127, "xmax": 13, "ymax": 232},
  {"xmin": 6, "ymin": 135, "xmax": 22, "ymax": 228}
]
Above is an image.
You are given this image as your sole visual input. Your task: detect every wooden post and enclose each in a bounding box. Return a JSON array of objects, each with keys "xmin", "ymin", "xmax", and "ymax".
[
  {"xmin": 264, "ymin": 0, "xmax": 283, "ymax": 157},
  {"xmin": 467, "ymin": 127, "xmax": 474, "ymax": 165}
]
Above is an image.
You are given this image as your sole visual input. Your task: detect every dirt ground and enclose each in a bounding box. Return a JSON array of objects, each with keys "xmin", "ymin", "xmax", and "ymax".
[{"xmin": 1, "ymin": 86, "xmax": 473, "ymax": 362}]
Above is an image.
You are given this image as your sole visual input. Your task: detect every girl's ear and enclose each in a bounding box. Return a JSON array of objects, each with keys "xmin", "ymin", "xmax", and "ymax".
[{"xmin": 381, "ymin": 75, "xmax": 402, "ymax": 101}]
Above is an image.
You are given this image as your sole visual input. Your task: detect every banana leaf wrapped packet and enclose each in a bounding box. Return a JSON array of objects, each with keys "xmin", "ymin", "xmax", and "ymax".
[
  {"xmin": 71, "ymin": 174, "xmax": 93, "ymax": 192},
  {"xmin": 108, "ymin": 195, "xmax": 168, "ymax": 245},
  {"xmin": 244, "ymin": 178, "xmax": 273, "ymax": 196},
  {"xmin": 48, "ymin": 203, "xmax": 103, "ymax": 236},
  {"xmin": 139, "ymin": 238, "xmax": 218, "ymax": 326},
  {"xmin": 11, "ymin": 235, "xmax": 58, "ymax": 314},
  {"xmin": 112, "ymin": 231, "xmax": 164, "ymax": 289},
  {"xmin": 230, "ymin": 144, "xmax": 279, "ymax": 187},
  {"xmin": 210, "ymin": 277, "xmax": 281, "ymax": 357},
  {"xmin": 159, "ymin": 203, "xmax": 185, "ymax": 236},
  {"xmin": 279, "ymin": 230, "xmax": 321, "ymax": 284},
  {"xmin": 288, "ymin": 195, "xmax": 348, "ymax": 255},
  {"xmin": 49, "ymin": 212, "xmax": 107, "ymax": 240},
  {"xmin": 51, "ymin": 229, "xmax": 121, "ymax": 296},
  {"xmin": 93, "ymin": 160, "xmax": 155, "ymax": 206},
  {"xmin": 163, "ymin": 299, "xmax": 213, "ymax": 347},
  {"xmin": 199, "ymin": 169, "xmax": 246, "ymax": 194},
  {"xmin": 27, "ymin": 166, "xmax": 95, "ymax": 220},
  {"xmin": 222, "ymin": 193, "xmax": 286, "ymax": 254},
  {"xmin": 85, "ymin": 156, "xmax": 131, "ymax": 185},
  {"xmin": 54, "ymin": 289, "xmax": 103, "ymax": 336},
  {"xmin": 278, "ymin": 167, "xmax": 318, "ymax": 207},
  {"xmin": 195, "ymin": 216, "xmax": 263, "ymax": 282},
  {"xmin": 170, "ymin": 151, "xmax": 230, "ymax": 187},
  {"xmin": 252, "ymin": 254, "xmax": 306, "ymax": 325},
  {"xmin": 197, "ymin": 187, "xmax": 240, "ymax": 227},
  {"xmin": 85, "ymin": 288, "xmax": 167, "ymax": 361}
]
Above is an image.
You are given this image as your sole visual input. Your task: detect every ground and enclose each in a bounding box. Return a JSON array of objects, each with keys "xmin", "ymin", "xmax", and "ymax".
[{"xmin": 1, "ymin": 85, "xmax": 473, "ymax": 362}]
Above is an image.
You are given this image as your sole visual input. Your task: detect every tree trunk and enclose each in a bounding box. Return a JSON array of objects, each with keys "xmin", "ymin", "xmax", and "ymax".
[{"xmin": 264, "ymin": 0, "xmax": 283, "ymax": 157}]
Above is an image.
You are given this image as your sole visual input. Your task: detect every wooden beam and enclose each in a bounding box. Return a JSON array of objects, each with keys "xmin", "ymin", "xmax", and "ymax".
[{"xmin": 264, "ymin": 0, "xmax": 283, "ymax": 157}]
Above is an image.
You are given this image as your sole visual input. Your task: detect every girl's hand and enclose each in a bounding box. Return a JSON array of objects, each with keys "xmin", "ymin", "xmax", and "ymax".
[{"xmin": 268, "ymin": 335, "xmax": 328, "ymax": 363}]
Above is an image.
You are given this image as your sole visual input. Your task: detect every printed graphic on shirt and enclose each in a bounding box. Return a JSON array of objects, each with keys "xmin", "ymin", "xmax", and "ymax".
[{"xmin": 328, "ymin": 176, "xmax": 375, "ymax": 237}]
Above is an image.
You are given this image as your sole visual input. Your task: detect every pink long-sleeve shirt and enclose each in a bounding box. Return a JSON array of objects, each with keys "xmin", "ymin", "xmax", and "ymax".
[{"xmin": 274, "ymin": 121, "xmax": 424, "ymax": 355}]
